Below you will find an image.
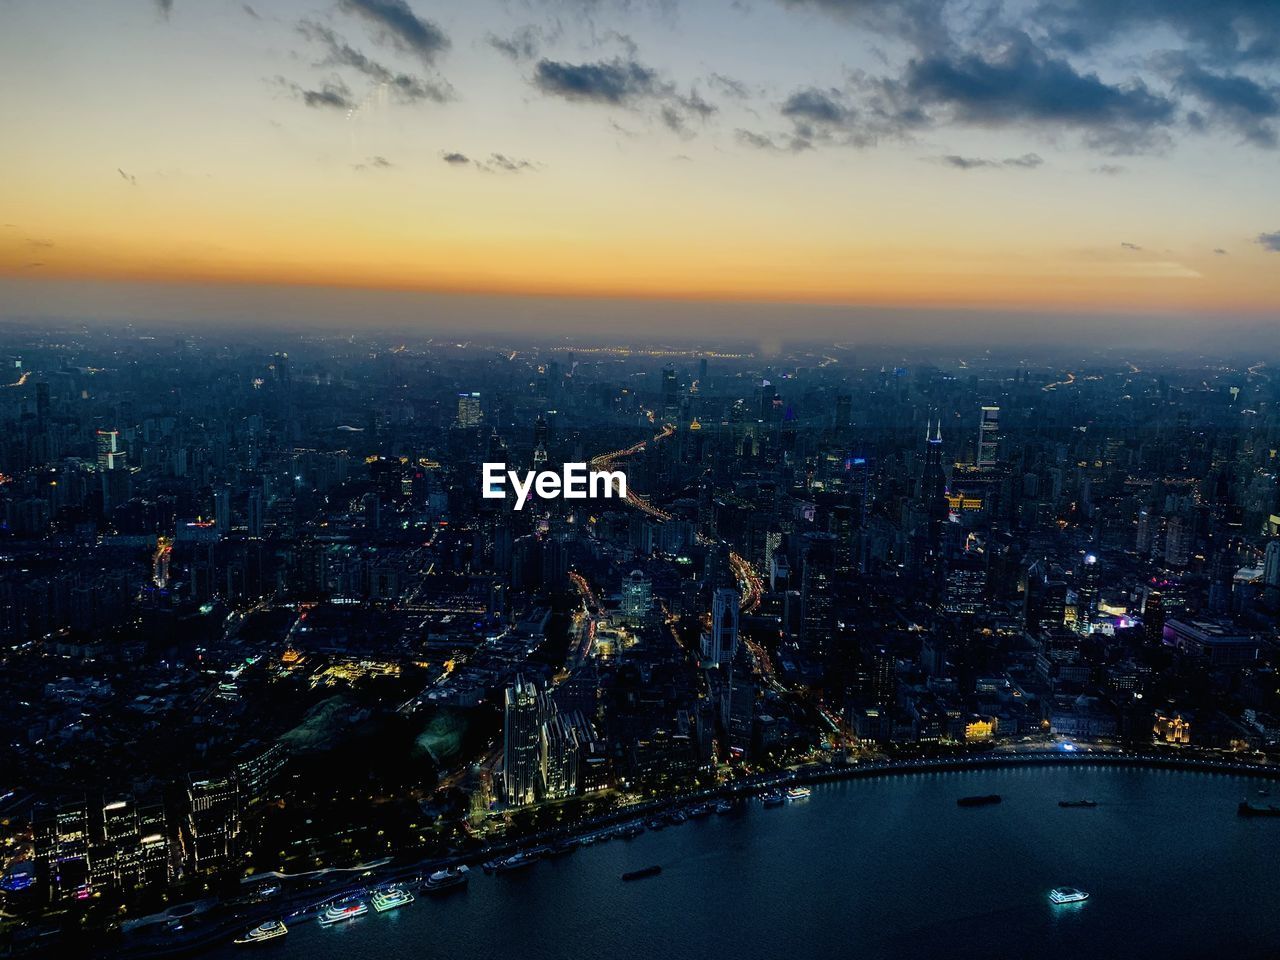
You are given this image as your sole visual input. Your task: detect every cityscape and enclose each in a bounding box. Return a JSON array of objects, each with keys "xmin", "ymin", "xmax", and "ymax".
[{"xmin": 2, "ymin": 0, "xmax": 1280, "ymax": 958}]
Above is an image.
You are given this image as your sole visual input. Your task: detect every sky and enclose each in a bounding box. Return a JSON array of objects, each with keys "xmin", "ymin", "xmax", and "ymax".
[{"xmin": 0, "ymin": 0, "xmax": 1278, "ymax": 342}]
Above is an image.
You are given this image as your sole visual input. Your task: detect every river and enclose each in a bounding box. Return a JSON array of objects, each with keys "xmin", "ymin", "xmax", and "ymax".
[{"xmin": 208, "ymin": 765, "xmax": 1280, "ymax": 960}]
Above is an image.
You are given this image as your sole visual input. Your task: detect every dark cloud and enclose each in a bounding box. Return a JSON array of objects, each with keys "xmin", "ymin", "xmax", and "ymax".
[
  {"xmin": 1257, "ymin": 231, "xmax": 1280, "ymax": 251},
  {"xmin": 1120, "ymin": 241, "xmax": 1143, "ymax": 250},
  {"xmin": 440, "ymin": 151, "xmax": 537, "ymax": 173},
  {"xmin": 533, "ymin": 57, "xmax": 716, "ymax": 134},
  {"xmin": 275, "ymin": 76, "xmax": 354, "ymax": 110},
  {"xmin": 242, "ymin": 4, "xmax": 260, "ymax": 19},
  {"xmin": 338, "ymin": 0, "xmax": 449, "ymax": 65},
  {"xmin": 782, "ymin": 87, "xmax": 850, "ymax": 126},
  {"xmin": 1035, "ymin": 0, "xmax": 1280, "ymax": 67},
  {"xmin": 154, "ymin": 0, "xmax": 173, "ymax": 17},
  {"xmin": 488, "ymin": 26, "xmax": 542, "ymax": 62},
  {"xmin": 117, "ymin": 168, "xmax": 137, "ymax": 186},
  {"xmin": 937, "ymin": 152, "xmax": 1043, "ymax": 169},
  {"xmin": 901, "ymin": 34, "xmax": 1176, "ymax": 153},
  {"xmin": 735, "ymin": 128, "xmax": 810, "ymax": 151},
  {"xmin": 1214, "ymin": 247, "xmax": 1229, "ymax": 255},
  {"xmin": 533, "ymin": 58, "xmax": 660, "ymax": 105},
  {"xmin": 1168, "ymin": 58, "xmax": 1279, "ymax": 147},
  {"xmin": 353, "ymin": 155, "xmax": 394, "ymax": 171},
  {"xmin": 298, "ymin": 22, "xmax": 452, "ymax": 104}
]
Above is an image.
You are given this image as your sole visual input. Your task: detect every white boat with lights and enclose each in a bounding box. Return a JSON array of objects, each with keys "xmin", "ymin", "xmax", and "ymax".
[
  {"xmin": 786, "ymin": 786, "xmax": 812, "ymax": 801},
  {"xmin": 423, "ymin": 865, "xmax": 469, "ymax": 892},
  {"xmin": 318, "ymin": 901, "xmax": 368, "ymax": 925},
  {"xmin": 1048, "ymin": 887, "xmax": 1089, "ymax": 904},
  {"xmin": 370, "ymin": 886, "xmax": 414, "ymax": 912},
  {"xmin": 233, "ymin": 920, "xmax": 288, "ymax": 945}
]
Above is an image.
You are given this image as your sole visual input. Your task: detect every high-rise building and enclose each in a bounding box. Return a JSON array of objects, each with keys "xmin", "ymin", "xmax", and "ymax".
[
  {"xmin": 503, "ymin": 675, "xmax": 543, "ymax": 806},
  {"xmin": 186, "ymin": 775, "xmax": 239, "ymax": 872},
  {"xmin": 661, "ymin": 366, "xmax": 679, "ymax": 423},
  {"xmin": 701, "ymin": 587, "xmax": 739, "ymax": 666},
  {"xmin": 977, "ymin": 404, "xmax": 1001, "ymax": 468},
  {"xmin": 620, "ymin": 569, "xmax": 652, "ymax": 625},
  {"xmin": 456, "ymin": 391, "xmax": 483, "ymax": 427},
  {"xmin": 214, "ymin": 486, "xmax": 231, "ymax": 533},
  {"xmin": 96, "ymin": 429, "xmax": 124, "ymax": 470}
]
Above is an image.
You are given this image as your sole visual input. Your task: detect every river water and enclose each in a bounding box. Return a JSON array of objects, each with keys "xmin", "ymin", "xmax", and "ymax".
[{"xmin": 208, "ymin": 765, "xmax": 1280, "ymax": 960}]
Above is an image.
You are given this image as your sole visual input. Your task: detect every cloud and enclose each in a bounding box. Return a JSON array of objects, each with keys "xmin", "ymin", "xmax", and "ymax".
[
  {"xmin": 298, "ymin": 22, "xmax": 452, "ymax": 104},
  {"xmin": 1214, "ymin": 247, "xmax": 1228, "ymax": 255},
  {"xmin": 352, "ymin": 155, "xmax": 394, "ymax": 171},
  {"xmin": 1035, "ymin": 0, "xmax": 1280, "ymax": 67},
  {"xmin": 488, "ymin": 26, "xmax": 542, "ymax": 62},
  {"xmin": 274, "ymin": 76, "xmax": 354, "ymax": 110},
  {"xmin": 735, "ymin": 128, "xmax": 810, "ymax": 151},
  {"xmin": 1120, "ymin": 241, "xmax": 1143, "ymax": 250},
  {"xmin": 533, "ymin": 58, "xmax": 660, "ymax": 105},
  {"xmin": 708, "ymin": 73, "xmax": 751, "ymax": 99},
  {"xmin": 338, "ymin": 0, "xmax": 449, "ymax": 65},
  {"xmin": 1257, "ymin": 231, "xmax": 1280, "ymax": 252},
  {"xmin": 441, "ymin": 151, "xmax": 538, "ymax": 173},
  {"xmin": 1092, "ymin": 163, "xmax": 1126, "ymax": 174},
  {"xmin": 936, "ymin": 152, "xmax": 1043, "ymax": 169},
  {"xmin": 242, "ymin": 4, "xmax": 260, "ymax": 19},
  {"xmin": 900, "ymin": 34, "xmax": 1176, "ymax": 153},
  {"xmin": 117, "ymin": 168, "xmax": 137, "ymax": 186},
  {"xmin": 533, "ymin": 57, "xmax": 717, "ymax": 133},
  {"xmin": 1168, "ymin": 58, "xmax": 1279, "ymax": 147},
  {"xmin": 154, "ymin": 0, "xmax": 173, "ymax": 17}
]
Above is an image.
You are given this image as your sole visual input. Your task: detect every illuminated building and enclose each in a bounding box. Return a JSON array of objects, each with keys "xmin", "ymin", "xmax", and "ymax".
[
  {"xmin": 503, "ymin": 675, "xmax": 543, "ymax": 806},
  {"xmin": 620, "ymin": 569, "xmax": 652, "ymax": 625},
  {"xmin": 95, "ymin": 429, "xmax": 124, "ymax": 470},
  {"xmin": 977, "ymin": 404, "xmax": 1001, "ymax": 468},
  {"xmin": 456, "ymin": 391, "xmax": 483, "ymax": 427},
  {"xmin": 1154, "ymin": 712, "xmax": 1192, "ymax": 744},
  {"xmin": 964, "ymin": 716, "xmax": 997, "ymax": 741},
  {"xmin": 701, "ymin": 587, "xmax": 739, "ymax": 667},
  {"xmin": 186, "ymin": 774, "xmax": 240, "ymax": 872}
]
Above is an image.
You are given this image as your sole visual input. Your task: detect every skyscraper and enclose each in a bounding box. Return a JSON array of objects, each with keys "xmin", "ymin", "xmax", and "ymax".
[
  {"xmin": 456, "ymin": 391, "xmax": 483, "ymax": 427},
  {"xmin": 503, "ymin": 675, "xmax": 543, "ymax": 806},
  {"xmin": 977, "ymin": 404, "xmax": 1001, "ymax": 468},
  {"xmin": 96, "ymin": 429, "xmax": 124, "ymax": 470},
  {"xmin": 702, "ymin": 587, "xmax": 739, "ymax": 667}
]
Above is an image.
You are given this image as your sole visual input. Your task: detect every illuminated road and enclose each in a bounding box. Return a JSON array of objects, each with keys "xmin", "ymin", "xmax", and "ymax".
[{"xmin": 592, "ymin": 423, "xmax": 762, "ymax": 613}]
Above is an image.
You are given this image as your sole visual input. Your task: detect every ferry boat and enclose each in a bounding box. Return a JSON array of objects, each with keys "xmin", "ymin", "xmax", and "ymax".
[
  {"xmin": 786, "ymin": 786, "xmax": 812, "ymax": 802},
  {"xmin": 1048, "ymin": 887, "xmax": 1090, "ymax": 905},
  {"xmin": 318, "ymin": 901, "xmax": 368, "ymax": 926},
  {"xmin": 423, "ymin": 865, "xmax": 469, "ymax": 892},
  {"xmin": 370, "ymin": 886, "xmax": 414, "ymax": 913},
  {"xmin": 492, "ymin": 851, "xmax": 539, "ymax": 873},
  {"xmin": 234, "ymin": 920, "xmax": 288, "ymax": 945},
  {"xmin": 957, "ymin": 794, "xmax": 1002, "ymax": 807},
  {"xmin": 621, "ymin": 865, "xmax": 662, "ymax": 882},
  {"xmin": 1058, "ymin": 799, "xmax": 1098, "ymax": 808},
  {"xmin": 761, "ymin": 790, "xmax": 785, "ymax": 807},
  {"xmin": 1238, "ymin": 799, "xmax": 1280, "ymax": 817}
]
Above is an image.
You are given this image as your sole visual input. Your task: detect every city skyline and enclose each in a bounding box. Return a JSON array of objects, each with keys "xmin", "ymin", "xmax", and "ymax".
[{"xmin": 2, "ymin": 0, "xmax": 1279, "ymax": 338}]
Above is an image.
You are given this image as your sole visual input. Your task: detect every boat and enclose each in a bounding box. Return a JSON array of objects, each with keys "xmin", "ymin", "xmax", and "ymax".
[
  {"xmin": 646, "ymin": 818, "xmax": 668, "ymax": 830},
  {"xmin": 318, "ymin": 901, "xmax": 368, "ymax": 926},
  {"xmin": 234, "ymin": 920, "xmax": 288, "ymax": 945},
  {"xmin": 370, "ymin": 886, "xmax": 414, "ymax": 912},
  {"xmin": 423, "ymin": 865, "xmax": 469, "ymax": 892},
  {"xmin": 621, "ymin": 865, "xmax": 662, "ymax": 882},
  {"xmin": 545, "ymin": 838, "xmax": 579, "ymax": 857},
  {"xmin": 957, "ymin": 794, "xmax": 1002, "ymax": 807},
  {"xmin": 619, "ymin": 823, "xmax": 645, "ymax": 839},
  {"xmin": 688, "ymin": 803, "xmax": 712, "ymax": 818},
  {"xmin": 786, "ymin": 786, "xmax": 812, "ymax": 801},
  {"xmin": 714, "ymin": 799, "xmax": 735, "ymax": 815},
  {"xmin": 1048, "ymin": 887, "xmax": 1090, "ymax": 904},
  {"xmin": 1238, "ymin": 800, "xmax": 1280, "ymax": 817},
  {"xmin": 1058, "ymin": 799, "xmax": 1098, "ymax": 808},
  {"xmin": 761, "ymin": 790, "xmax": 785, "ymax": 807},
  {"xmin": 665, "ymin": 810, "xmax": 687, "ymax": 825},
  {"xmin": 493, "ymin": 851, "xmax": 539, "ymax": 872}
]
